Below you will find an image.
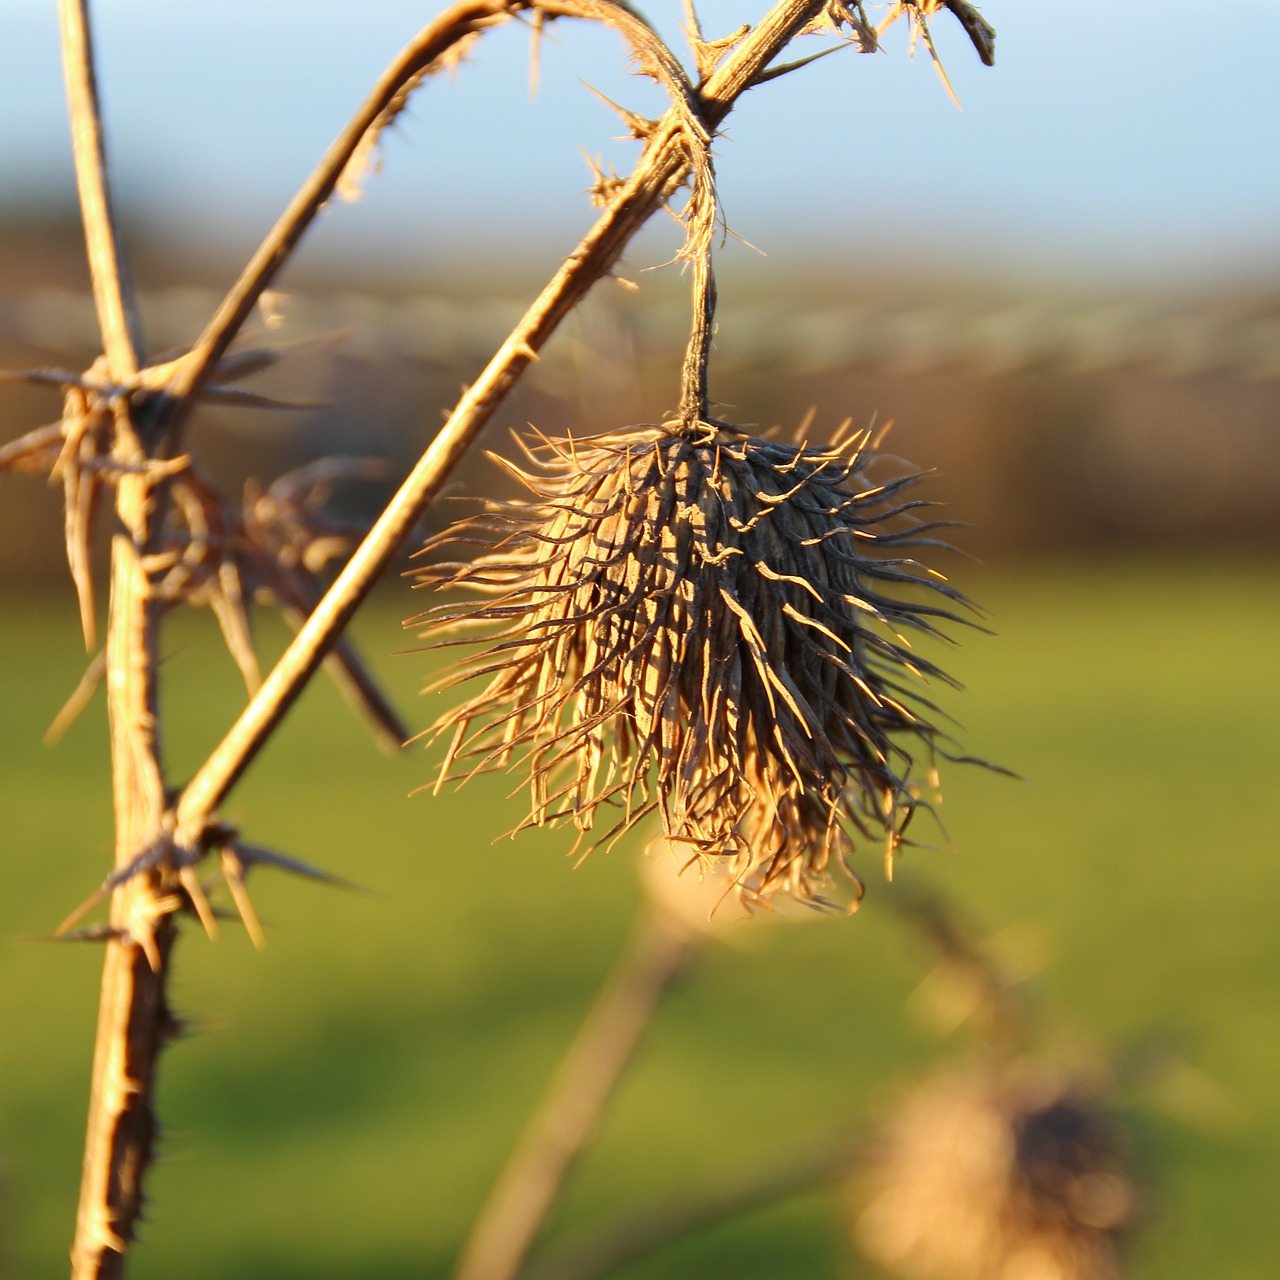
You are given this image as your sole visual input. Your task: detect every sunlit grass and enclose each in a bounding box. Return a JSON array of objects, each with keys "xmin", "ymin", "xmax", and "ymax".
[{"xmin": 0, "ymin": 559, "xmax": 1276, "ymax": 1278}]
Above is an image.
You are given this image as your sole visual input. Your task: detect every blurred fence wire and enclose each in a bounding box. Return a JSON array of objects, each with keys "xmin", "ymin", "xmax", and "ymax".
[{"xmin": 5, "ymin": 283, "xmax": 1279, "ymax": 379}]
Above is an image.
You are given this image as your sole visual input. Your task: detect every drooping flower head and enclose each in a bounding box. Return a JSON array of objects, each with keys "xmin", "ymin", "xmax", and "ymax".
[{"xmin": 410, "ymin": 419, "xmax": 970, "ymax": 907}]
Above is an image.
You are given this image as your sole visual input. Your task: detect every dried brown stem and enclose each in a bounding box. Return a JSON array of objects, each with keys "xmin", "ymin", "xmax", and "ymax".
[
  {"xmin": 270, "ymin": 565, "xmax": 411, "ymax": 753},
  {"xmin": 69, "ymin": 449, "xmax": 179, "ymax": 1280},
  {"xmin": 517, "ymin": 893, "xmax": 1009, "ymax": 1280},
  {"xmin": 940, "ymin": 0, "xmax": 996, "ymax": 65},
  {"xmin": 69, "ymin": 457, "xmax": 180, "ymax": 1280},
  {"xmin": 57, "ymin": 5, "xmax": 183, "ymax": 1276},
  {"xmin": 889, "ymin": 882, "xmax": 1030, "ymax": 1046},
  {"xmin": 58, "ymin": 0, "xmax": 142, "ymax": 378},
  {"xmin": 455, "ymin": 908, "xmax": 697, "ymax": 1280},
  {"xmin": 521, "ymin": 1126, "xmax": 864, "ymax": 1280},
  {"xmin": 174, "ymin": 0, "xmax": 829, "ymax": 844},
  {"xmin": 676, "ymin": 247, "xmax": 717, "ymax": 427},
  {"xmin": 154, "ymin": 1, "xmax": 513, "ymax": 430},
  {"xmin": 0, "ymin": 420, "xmax": 65, "ymax": 471},
  {"xmin": 45, "ymin": 648, "xmax": 106, "ymax": 745}
]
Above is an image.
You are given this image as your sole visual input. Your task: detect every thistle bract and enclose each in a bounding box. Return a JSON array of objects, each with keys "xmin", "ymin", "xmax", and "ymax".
[{"xmin": 411, "ymin": 421, "xmax": 969, "ymax": 906}]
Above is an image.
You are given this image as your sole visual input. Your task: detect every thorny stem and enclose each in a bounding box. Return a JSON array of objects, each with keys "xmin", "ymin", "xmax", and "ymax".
[
  {"xmin": 174, "ymin": 0, "xmax": 829, "ymax": 842},
  {"xmin": 71, "ymin": 502, "xmax": 175, "ymax": 1280},
  {"xmin": 455, "ymin": 908, "xmax": 697, "ymax": 1280},
  {"xmin": 59, "ymin": 4, "xmax": 177, "ymax": 1277}
]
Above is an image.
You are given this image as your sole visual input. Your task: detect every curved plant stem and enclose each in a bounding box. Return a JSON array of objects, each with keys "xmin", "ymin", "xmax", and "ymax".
[
  {"xmin": 175, "ymin": 0, "xmax": 828, "ymax": 845},
  {"xmin": 155, "ymin": 0, "xmax": 700, "ymax": 436},
  {"xmin": 156, "ymin": 0, "xmax": 516, "ymax": 428},
  {"xmin": 521, "ymin": 1127, "xmax": 864, "ymax": 1280},
  {"xmin": 455, "ymin": 908, "xmax": 698, "ymax": 1280}
]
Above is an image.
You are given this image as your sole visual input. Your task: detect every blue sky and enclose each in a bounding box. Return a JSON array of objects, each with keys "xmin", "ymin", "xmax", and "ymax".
[{"xmin": 3, "ymin": 1, "xmax": 1278, "ymax": 288}]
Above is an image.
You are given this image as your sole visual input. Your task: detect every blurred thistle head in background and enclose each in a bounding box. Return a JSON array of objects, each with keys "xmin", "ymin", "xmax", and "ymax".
[
  {"xmin": 411, "ymin": 419, "xmax": 972, "ymax": 908},
  {"xmin": 853, "ymin": 1064, "xmax": 1137, "ymax": 1280}
]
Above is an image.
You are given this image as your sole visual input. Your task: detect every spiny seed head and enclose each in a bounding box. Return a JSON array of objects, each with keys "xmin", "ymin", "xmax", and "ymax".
[{"xmin": 410, "ymin": 420, "xmax": 971, "ymax": 907}]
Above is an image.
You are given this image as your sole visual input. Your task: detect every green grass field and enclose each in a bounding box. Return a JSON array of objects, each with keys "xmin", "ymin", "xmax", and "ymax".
[{"xmin": 1, "ymin": 559, "xmax": 1277, "ymax": 1279}]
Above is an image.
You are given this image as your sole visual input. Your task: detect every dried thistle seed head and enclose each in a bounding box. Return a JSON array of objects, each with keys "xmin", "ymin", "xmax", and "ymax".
[
  {"xmin": 853, "ymin": 1066, "xmax": 1136, "ymax": 1280},
  {"xmin": 410, "ymin": 420, "xmax": 969, "ymax": 907}
]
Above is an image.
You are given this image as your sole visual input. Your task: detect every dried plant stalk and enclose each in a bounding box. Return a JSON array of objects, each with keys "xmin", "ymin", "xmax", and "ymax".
[
  {"xmin": 58, "ymin": 0, "xmax": 142, "ymax": 376},
  {"xmin": 523, "ymin": 1126, "xmax": 864, "ymax": 1280},
  {"xmin": 57, "ymin": 2, "xmax": 183, "ymax": 1275},
  {"xmin": 71, "ymin": 497, "xmax": 176, "ymax": 1278},
  {"xmin": 454, "ymin": 908, "xmax": 696, "ymax": 1280}
]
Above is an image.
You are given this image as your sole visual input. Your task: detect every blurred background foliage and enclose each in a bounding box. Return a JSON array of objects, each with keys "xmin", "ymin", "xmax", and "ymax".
[
  {"xmin": 2, "ymin": 1, "xmax": 1279, "ymax": 1276},
  {"xmin": 2, "ymin": 565, "xmax": 1277, "ymax": 1278}
]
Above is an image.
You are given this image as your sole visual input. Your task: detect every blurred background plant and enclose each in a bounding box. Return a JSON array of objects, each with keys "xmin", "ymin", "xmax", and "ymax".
[{"xmin": 1, "ymin": 1, "xmax": 1277, "ymax": 1278}]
